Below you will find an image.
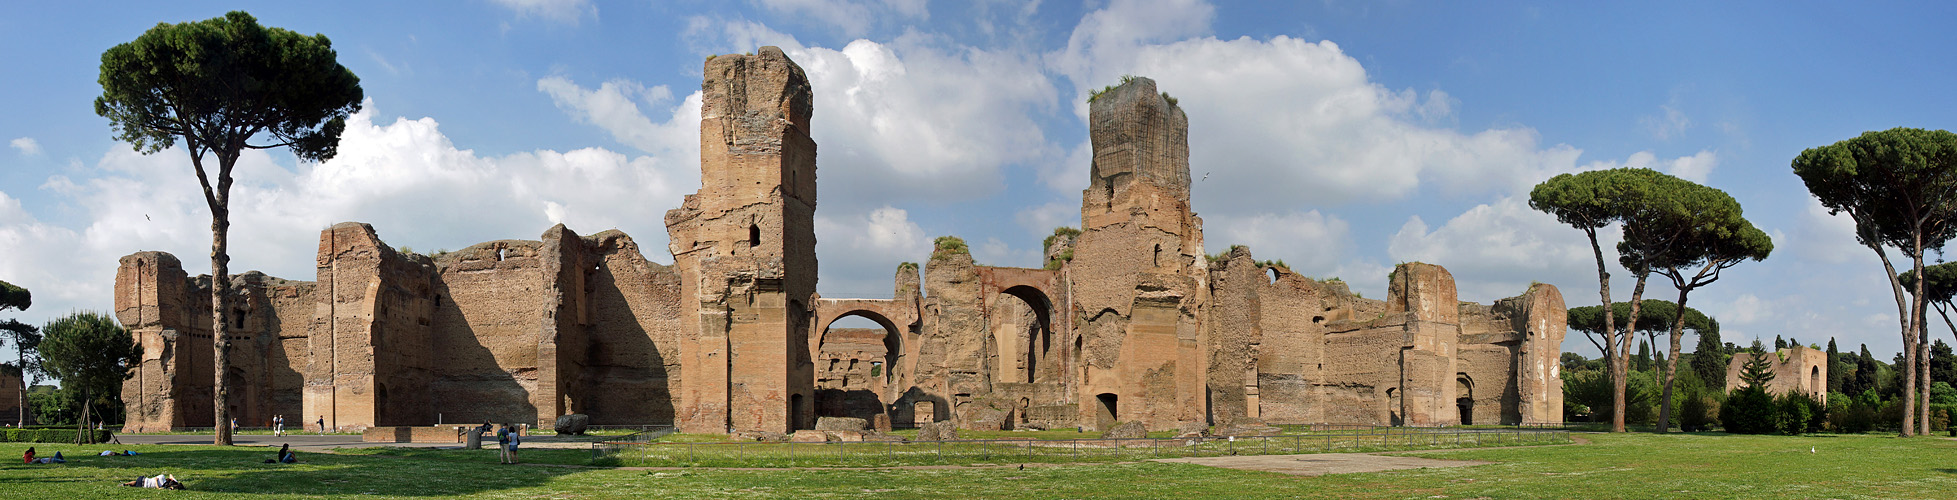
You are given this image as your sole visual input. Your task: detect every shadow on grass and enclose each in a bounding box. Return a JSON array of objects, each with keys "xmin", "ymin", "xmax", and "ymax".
[
  {"xmin": 0, "ymin": 445, "xmax": 584, "ymax": 496},
  {"xmin": 1936, "ymin": 468, "xmax": 1957, "ymax": 475}
]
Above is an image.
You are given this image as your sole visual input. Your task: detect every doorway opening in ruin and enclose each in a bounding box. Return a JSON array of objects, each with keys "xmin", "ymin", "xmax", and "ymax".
[
  {"xmin": 790, "ymin": 393, "xmax": 805, "ymax": 430},
  {"xmin": 1810, "ymin": 366, "xmax": 1820, "ymax": 393},
  {"xmin": 748, "ymin": 224, "xmax": 760, "ymax": 247},
  {"xmin": 1095, "ymin": 393, "xmax": 1118, "ymax": 429},
  {"xmin": 999, "ymin": 285, "xmax": 1055, "ymax": 384},
  {"xmin": 1456, "ymin": 374, "xmax": 1473, "ymax": 425},
  {"xmin": 914, "ymin": 401, "xmax": 934, "ymax": 425},
  {"xmin": 1386, "ymin": 388, "xmax": 1402, "ymax": 426},
  {"xmin": 815, "ymin": 311, "xmax": 903, "ymax": 422}
]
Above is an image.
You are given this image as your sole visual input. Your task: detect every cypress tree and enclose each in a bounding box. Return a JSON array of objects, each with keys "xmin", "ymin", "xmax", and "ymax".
[
  {"xmin": 1827, "ymin": 338, "xmax": 1845, "ymax": 394},
  {"xmin": 1694, "ymin": 328, "xmax": 1728, "ymax": 390}
]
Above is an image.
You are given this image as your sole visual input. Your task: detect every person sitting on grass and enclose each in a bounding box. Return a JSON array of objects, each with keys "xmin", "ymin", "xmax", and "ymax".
[
  {"xmin": 263, "ymin": 444, "xmax": 296, "ymax": 464},
  {"xmin": 22, "ymin": 447, "xmax": 32, "ymax": 464},
  {"xmin": 122, "ymin": 474, "xmax": 185, "ymax": 490}
]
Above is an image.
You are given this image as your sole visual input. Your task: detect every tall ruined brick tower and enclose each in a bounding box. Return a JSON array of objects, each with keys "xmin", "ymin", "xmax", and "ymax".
[
  {"xmin": 666, "ymin": 47, "xmax": 819, "ymax": 434},
  {"xmin": 1072, "ymin": 77, "xmax": 1211, "ymax": 430}
]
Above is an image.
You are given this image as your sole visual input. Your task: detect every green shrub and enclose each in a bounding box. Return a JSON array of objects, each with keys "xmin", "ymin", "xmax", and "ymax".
[
  {"xmin": 1721, "ymin": 385, "xmax": 1779, "ymax": 434},
  {"xmin": 1679, "ymin": 392, "xmax": 1720, "ymax": 432},
  {"xmin": 1776, "ymin": 391, "xmax": 1821, "ymax": 435},
  {"xmin": 0, "ymin": 428, "xmax": 112, "ymax": 443}
]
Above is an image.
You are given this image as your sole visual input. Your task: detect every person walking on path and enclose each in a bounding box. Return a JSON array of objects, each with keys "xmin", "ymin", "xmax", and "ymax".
[
  {"xmin": 316, "ymin": 416, "xmax": 326, "ymax": 435},
  {"xmin": 273, "ymin": 415, "xmax": 283, "ymax": 436}
]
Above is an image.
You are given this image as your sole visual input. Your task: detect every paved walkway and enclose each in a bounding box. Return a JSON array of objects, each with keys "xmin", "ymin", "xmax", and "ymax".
[
  {"xmin": 114, "ymin": 433, "xmax": 599, "ymax": 452},
  {"xmin": 1153, "ymin": 453, "xmax": 1493, "ymax": 476}
]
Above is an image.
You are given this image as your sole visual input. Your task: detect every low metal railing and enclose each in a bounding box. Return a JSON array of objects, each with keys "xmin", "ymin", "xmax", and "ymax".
[{"xmin": 592, "ymin": 427, "xmax": 1570, "ymax": 467}]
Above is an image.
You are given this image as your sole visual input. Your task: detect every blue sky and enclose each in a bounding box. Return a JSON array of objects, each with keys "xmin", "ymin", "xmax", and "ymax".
[{"xmin": 3, "ymin": 0, "xmax": 1954, "ymax": 360}]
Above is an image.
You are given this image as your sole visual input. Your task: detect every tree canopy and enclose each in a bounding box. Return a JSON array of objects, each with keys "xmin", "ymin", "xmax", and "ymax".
[
  {"xmin": 0, "ymin": 280, "xmax": 27, "ymax": 312},
  {"xmin": 38, "ymin": 311, "xmax": 140, "ymax": 444},
  {"xmin": 1568, "ymin": 300, "xmax": 1719, "ymax": 337},
  {"xmin": 95, "ymin": 11, "xmax": 362, "ymax": 162},
  {"xmin": 1793, "ymin": 127, "xmax": 1957, "ymax": 436}
]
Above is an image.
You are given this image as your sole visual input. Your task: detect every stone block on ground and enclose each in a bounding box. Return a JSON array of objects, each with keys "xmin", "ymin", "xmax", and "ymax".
[
  {"xmin": 824, "ymin": 430, "xmax": 865, "ymax": 442},
  {"xmin": 918, "ymin": 421, "xmax": 960, "ymax": 441},
  {"xmin": 554, "ymin": 414, "xmax": 590, "ymax": 435},
  {"xmin": 871, "ymin": 413, "xmax": 892, "ymax": 433},
  {"xmin": 815, "ymin": 416, "xmax": 868, "ymax": 432},
  {"xmin": 789, "ymin": 430, "xmax": 831, "ymax": 443},
  {"xmin": 1100, "ymin": 421, "xmax": 1146, "ymax": 439},
  {"xmin": 1174, "ymin": 421, "xmax": 1210, "ymax": 438},
  {"xmin": 733, "ymin": 431, "xmax": 789, "ymax": 442},
  {"xmin": 961, "ymin": 407, "xmax": 1009, "ymax": 431}
]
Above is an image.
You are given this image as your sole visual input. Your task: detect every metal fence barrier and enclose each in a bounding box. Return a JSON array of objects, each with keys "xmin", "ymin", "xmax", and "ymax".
[{"xmin": 592, "ymin": 427, "xmax": 1571, "ymax": 467}]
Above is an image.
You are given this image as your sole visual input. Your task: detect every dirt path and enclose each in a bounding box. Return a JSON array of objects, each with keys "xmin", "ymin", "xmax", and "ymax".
[{"xmin": 1152, "ymin": 453, "xmax": 1494, "ymax": 476}]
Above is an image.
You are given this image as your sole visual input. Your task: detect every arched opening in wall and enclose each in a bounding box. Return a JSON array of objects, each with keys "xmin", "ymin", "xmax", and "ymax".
[
  {"xmin": 1153, "ymin": 244, "xmax": 1161, "ymax": 268},
  {"xmin": 1266, "ymin": 267, "xmax": 1279, "ymax": 284},
  {"xmin": 816, "ymin": 311, "xmax": 901, "ymax": 421},
  {"xmin": 232, "ymin": 308, "xmax": 246, "ymax": 330},
  {"xmin": 1000, "ymin": 285, "xmax": 1055, "ymax": 384},
  {"xmin": 749, "ymin": 224, "xmax": 761, "ymax": 247},
  {"xmin": 1386, "ymin": 388, "xmax": 1402, "ymax": 426},
  {"xmin": 495, "ymin": 247, "xmax": 505, "ymax": 261},
  {"xmin": 1456, "ymin": 374, "xmax": 1474, "ymax": 426},
  {"xmin": 1811, "ymin": 366, "xmax": 1820, "ymax": 393},
  {"xmin": 1094, "ymin": 393, "xmax": 1118, "ymax": 430}
]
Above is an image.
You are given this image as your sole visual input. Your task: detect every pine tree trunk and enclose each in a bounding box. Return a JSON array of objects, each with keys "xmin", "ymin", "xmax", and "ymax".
[
  {"xmin": 212, "ymin": 204, "xmax": 232, "ymax": 446},
  {"xmin": 1658, "ymin": 287, "xmax": 1692, "ymax": 433},
  {"xmin": 76, "ymin": 387, "xmax": 91, "ymax": 445},
  {"xmin": 1584, "ymin": 229, "xmax": 1620, "ymax": 433},
  {"xmin": 1616, "ymin": 276, "xmax": 1649, "ymax": 433}
]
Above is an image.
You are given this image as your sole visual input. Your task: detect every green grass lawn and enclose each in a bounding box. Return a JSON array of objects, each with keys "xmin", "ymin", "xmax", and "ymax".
[{"xmin": 0, "ymin": 432, "xmax": 1951, "ymax": 499}]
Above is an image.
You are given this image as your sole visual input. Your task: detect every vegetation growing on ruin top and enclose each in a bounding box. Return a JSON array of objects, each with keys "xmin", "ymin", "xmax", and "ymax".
[
  {"xmin": 897, "ymin": 261, "xmax": 919, "ymax": 272},
  {"xmin": 1042, "ymin": 227, "xmax": 1080, "ymax": 270},
  {"xmin": 931, "ymin": 236, "xmax": 969, "ymax": 259},
  {"xmin": 1086, "ymin": 75, "xmax": 1136, "ymax": 103}
]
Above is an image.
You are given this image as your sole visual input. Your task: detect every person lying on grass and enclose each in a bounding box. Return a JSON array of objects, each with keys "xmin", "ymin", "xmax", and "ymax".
[
  {"xmin": 26, "ymin": 450, "xmax": 65, "ymax": 464},
  {"xmin": 98, "ymin": 450, "xmax": 138, "ymax": 456},
  {"xmin": 122, "ymin": 474, "xmax": 185, "ymax": 490}
]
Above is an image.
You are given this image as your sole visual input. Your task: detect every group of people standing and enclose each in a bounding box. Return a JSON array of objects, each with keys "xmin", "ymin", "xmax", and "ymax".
[{"xmin": 491, "ymin": 423, "xmax": 522, "ymax": 464}]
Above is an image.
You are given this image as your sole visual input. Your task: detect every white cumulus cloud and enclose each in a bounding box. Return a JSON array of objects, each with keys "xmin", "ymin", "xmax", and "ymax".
[{"xmin": 9, "ymin": 137, "xmax": 39, "ymax": 156}]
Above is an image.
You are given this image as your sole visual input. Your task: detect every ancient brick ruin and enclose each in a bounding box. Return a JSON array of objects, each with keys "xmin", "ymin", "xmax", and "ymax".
[
  {"xmin": 115, "ymin": 48, "xmax": 1564, "ymax": 433},
  {"xmin": 1725, "ymin": 346, "xmax": 1828, "ymax": 403}
]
